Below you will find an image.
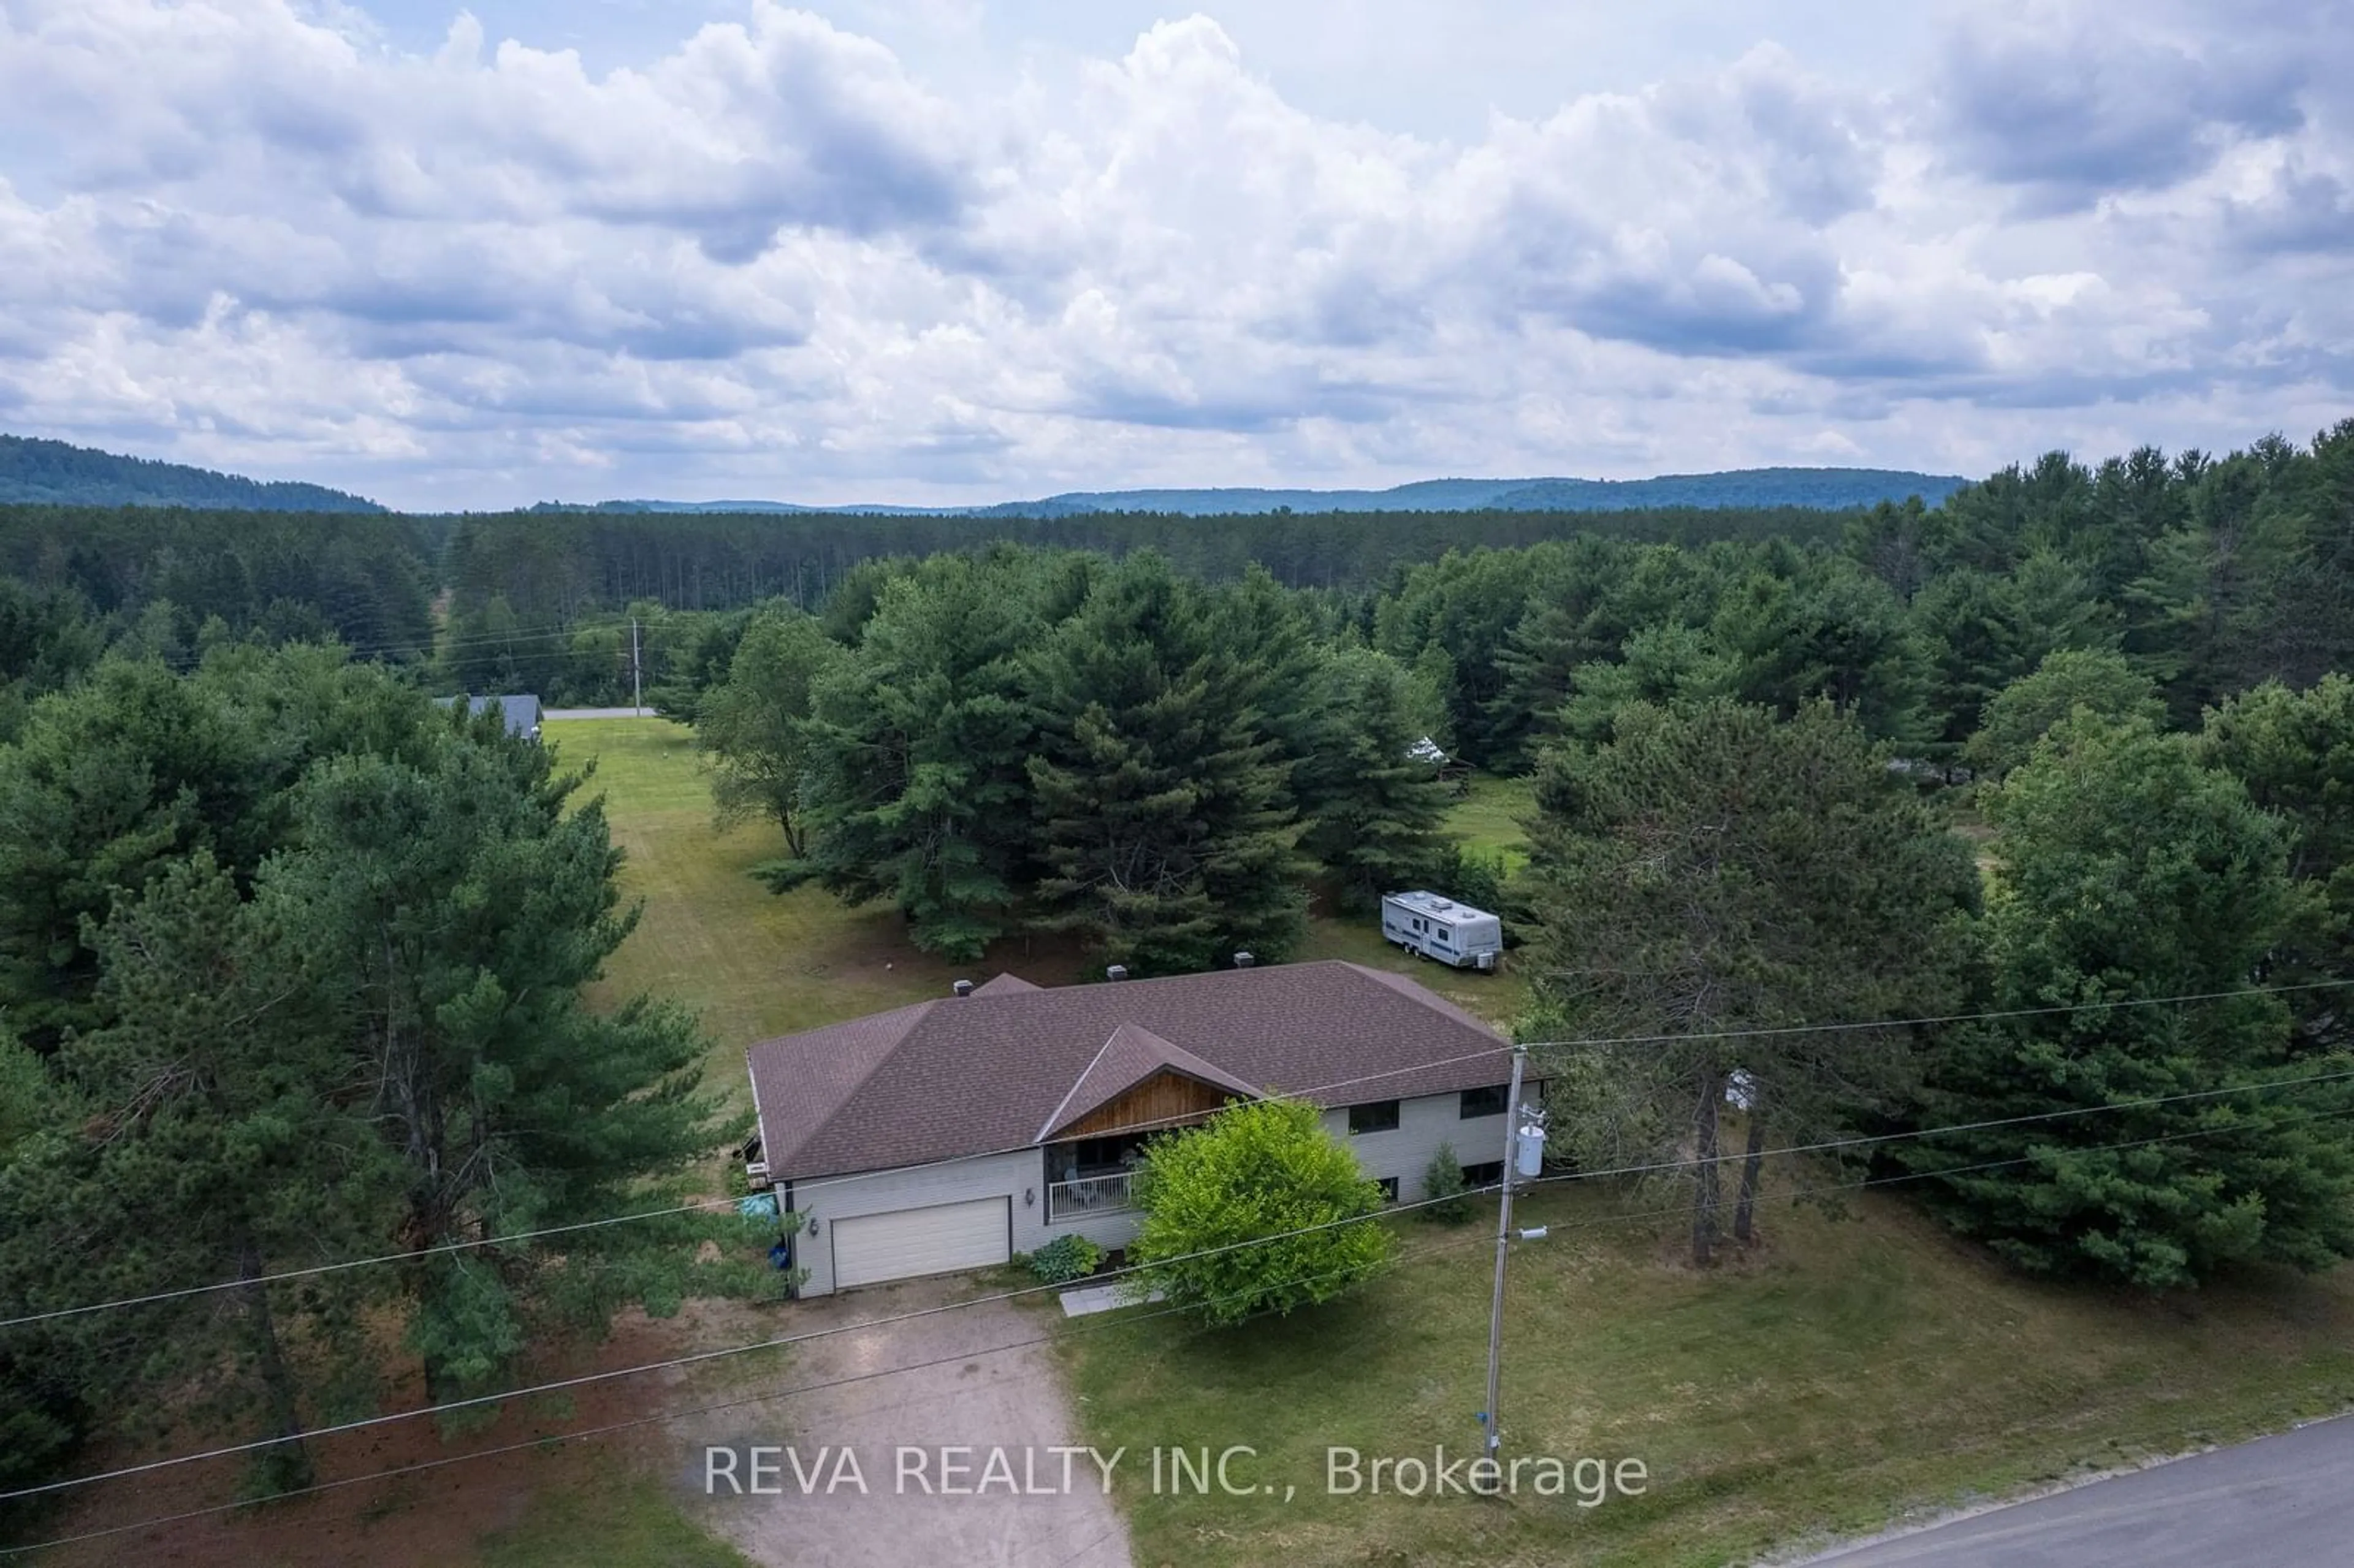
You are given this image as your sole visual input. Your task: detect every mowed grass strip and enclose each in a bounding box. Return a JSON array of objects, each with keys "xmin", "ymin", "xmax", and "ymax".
[
  {"xmin": 1058, "ymin": 1179, "xmax": 2354, "ymax": 1568},
  {"xmin": 549, "ymin": 718, "xmax": 1089, "ymax": 1109},
  {"xmin": 1447, "ymin": 772, "xmax": 1537, "ymax": 870},
  {"xmin": 473, "ymin": 1456, "xmax": 755, "ymax": 1568},
  {"xmin": 555, "ymin": 717, "xmax": 1540, "ymax": 1092},
  {"xmin": 546, "ymin": 723, "xmax": 2354, "ymax": 1566}
]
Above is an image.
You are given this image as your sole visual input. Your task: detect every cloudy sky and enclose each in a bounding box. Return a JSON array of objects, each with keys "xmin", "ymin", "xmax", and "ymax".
[{"xmin": 1, "ymin": 0, "xmax": 2348, "ymax": 510}]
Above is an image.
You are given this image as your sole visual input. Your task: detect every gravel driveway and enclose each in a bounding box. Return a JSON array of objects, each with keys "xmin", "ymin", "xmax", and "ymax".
[{"xmin": 668, "ymin": 1278, "xmax": 1133, "ymax": 1568}]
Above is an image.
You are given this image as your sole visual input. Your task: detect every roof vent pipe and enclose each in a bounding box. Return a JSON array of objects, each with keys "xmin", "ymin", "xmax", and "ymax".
[
  {"xmin": 951, "ymin": 979, "xmax": 973, "ymax": 997},
  {"xmin": 1233, "ymin": 951, "xmax": 1254, "ymax": 969},
  {"xmin": 1105, "ymin": 964, "xmax": 1129, "ymax": 981}
]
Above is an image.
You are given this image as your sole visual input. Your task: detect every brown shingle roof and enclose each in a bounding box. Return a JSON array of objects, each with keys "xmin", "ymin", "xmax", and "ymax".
[
  {"xmin": 747, "ymin": 960, "xmax": 1513, "ymax": 1179},
  {"xmin": 1034, "ymin": 1022, "xmax": 1265, "ymax": 1143},
  {"xmin": 745, "ymin": 998, "xmax": 930, "ymax": 1171}
]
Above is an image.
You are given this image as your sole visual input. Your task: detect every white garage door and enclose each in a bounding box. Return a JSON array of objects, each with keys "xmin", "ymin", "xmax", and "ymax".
[{"xmin": 831, "ymin": 1197, "xmax": 1011, "ymax": 1289}]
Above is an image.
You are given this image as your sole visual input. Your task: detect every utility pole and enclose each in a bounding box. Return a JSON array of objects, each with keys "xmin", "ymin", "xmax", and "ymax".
[
  {"xmin": 630, "ymin": 616, "xmax": 642, "ymax": 715},
  {"xmin": 1480, "ymin": 1045, "xmax": 1540, "ymax": 1465}
]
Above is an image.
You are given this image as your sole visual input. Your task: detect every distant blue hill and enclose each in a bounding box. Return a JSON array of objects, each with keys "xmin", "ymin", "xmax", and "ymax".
[
  {"xmin": 532, "ymin": 467, "xmax": 1966, "ymax": 518},
  {"xmin": 0, "ymin": 433, "xmax": 386, "ymax": 512}
]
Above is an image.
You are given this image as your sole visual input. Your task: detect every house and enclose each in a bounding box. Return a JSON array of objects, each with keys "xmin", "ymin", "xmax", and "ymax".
[
  {"xmin": 433, "ymin": 693, "xmax": 543, "ymax": 742},
  {"xmin": 745, "ymin": 959, "xmax": 1525, "ymax": 1296}
]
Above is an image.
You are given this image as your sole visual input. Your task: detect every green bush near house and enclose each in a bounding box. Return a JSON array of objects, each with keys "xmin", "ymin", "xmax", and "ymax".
[
  {"xmin": 1028, "ymin": 1234, "xmax": 1105, "ymax": 1285},
  {"xmin": 1420, "ymin": 1142, "xmax": 1472, "ymax": 1224},
  {"xmin": 1127, "ymin": 1098, "xmax": 1396, "ymax": 1326}
]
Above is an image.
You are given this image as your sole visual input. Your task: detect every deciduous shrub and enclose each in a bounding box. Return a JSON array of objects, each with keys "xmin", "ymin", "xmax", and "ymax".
[
  {"xmin": 1027, "ymin": 1234, "xmax": 1104, "ymax": 1285},
  {"xmin": 1127, "ymin": 1098, "xmax": 1396, "ymax": 1326}
]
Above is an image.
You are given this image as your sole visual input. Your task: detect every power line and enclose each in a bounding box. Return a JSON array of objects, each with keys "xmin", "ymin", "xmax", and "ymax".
[
  {"xmin": 1523, "ymin": 1101, "xmax": 2354, "ymax": 1212},
  {"xmin": 0, "ymin": 1179, "xmax": 1497, "ymax": 1500},
  {"xmin": 0, "ymin": 1041, "xmax": 1522, "ymax": 1331},
  {"xmin": 1516, "ymin": 1061, "xmax": 2354, "ymax": 1191},
  {"xmin": 12, "ymin": 976, "xmax": 2347, "ymax": 1332},
  {"xmin": 11, "ymin": 1068, "xmax": 2349, "ymax": 1505},
  {"xmin": 11, "ymin": 1102, "xmax": 2339, "ymax": 1558},
  {"xmin": 0, "ymin": 1231, "xmax": 1494, "ymax": 1557},
  {"xmin": 1512, "ymin": 976, "xmax": 2354, "ymax": 1054}
]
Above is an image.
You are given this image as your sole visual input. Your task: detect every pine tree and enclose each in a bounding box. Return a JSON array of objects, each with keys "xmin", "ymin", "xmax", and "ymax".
[
  {"xmin": 1964, "ymin": 647, "xmax": 2165, "ymax": 780},
  {"xmin": 1522, "ymin": 699, "xmax": 1979, "ymax": 1266},
  {"xmin": 1293, "ymin": 645, "xmax": 1452, "ymax": 911},
  {"xmin": 1370, "ymin": 547, "xmax": 1544, "ymax": 766},
  {"xmin": 0, "ymin": 647, "xmax": 425, "ymax": 1051},
  {"xmin": 1026, "ymin": 554, "xmax": 1309, "ymax": 971},
  {"xmin": 2249, "ymin": 419, "xmax": 2354, "ymax": 687},
  {"xmin": 785, "ymin": 550, "xmax": 1071, "ymax": 958},
  {"xmin": 262, "ymin": 706, "xmax": 731, "ymax": 1404},
  {"xmin": 1556, "ymin": 622, "xmax": 1742, "ymax": 745},
  {"xmin": 1708, "ymin": 559, "xmax": 1932, "ymax": 744},
  {"xmin": 1490, "ymin": 537, "xmax": 1630, "ymax": 767},
  {"xmin": 47, "ymin": 856, "xmax": 398, "ymax": 1490},
  {"xmin": 2198, "ymin": 674, "xmax": 2354, "ymax": 1052},
  {"xmin": 0, "ymin": 1024, "xmax": 96, "ymax": 1507},
  {"xmin": 1903, "ymin": 716, "xmax": 2354, "ymax": 1287},
  {"xmin": 696, "ymin": 604, "xmax": 842, "ymax": 854}
]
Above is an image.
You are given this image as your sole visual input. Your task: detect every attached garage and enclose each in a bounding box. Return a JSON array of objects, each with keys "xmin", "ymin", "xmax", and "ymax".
[
  {"xmin": 831, "ymin": 1196, "xmax": 1011, "ymax": 1290},
  {"xmin": 749, "ymin": 960, "xmax": 1520, "ymax": 1297}
]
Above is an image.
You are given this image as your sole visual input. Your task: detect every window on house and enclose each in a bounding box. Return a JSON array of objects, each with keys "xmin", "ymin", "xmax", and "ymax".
[
  {"xmin": 1461, "ymin": 1160, "xmax": 1504, "ymax": 1187},
  {"xmin": 1376, "ymin": 1176, "xmax": 1400, "ymax": 1202},
  {"xmin": 1459, "ymin": 1084, "xmax": 1509, "ymax": 1119},
  {"xmin": 1347, "ymin": 1100, "xmax": 1401, "ymax": 1135}
]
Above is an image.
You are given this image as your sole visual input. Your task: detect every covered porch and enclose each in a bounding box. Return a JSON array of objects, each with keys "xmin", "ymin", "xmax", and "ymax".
[
  {"xmin": 1039, "ymin": 1057, "xmax": 1240, "ymax": 1224},
  {"xmin": 1043, "ymin": 1133, "xmax": 1152, "ymax": 1222}
]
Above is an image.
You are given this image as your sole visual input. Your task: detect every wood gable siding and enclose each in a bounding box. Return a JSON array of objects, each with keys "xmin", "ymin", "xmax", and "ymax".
[{"xmin": 1052, "ymin": 1071, "xmax": 1238, "ymax": 1140}]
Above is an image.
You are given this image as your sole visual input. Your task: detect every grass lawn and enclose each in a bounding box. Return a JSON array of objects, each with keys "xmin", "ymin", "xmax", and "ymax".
[
  {"xmin": 1060, "ymin": 1179, "xmax": 2354, "ymax": 1568},
  {"xmin": 473, "ymin": 1458, "xmax": 753, "ymax": 1568},
  {"xmin": 549, "ymin": 718, "xmax": 1093, "ymax": 1111},
  {"xmin": 1446, "ymin": 772, "xmax": 1537, "ymax": 870},
  {"xmin": 533, "ymin": 723, "xmax": 2354, "ymax": 1567},
  {"xmin": 552, "ymin": 718, "xmax": 1542, "ymax": 1088},
  {"xmin": 1292, "ymin": 918, "xmax": 1526, "ymax": 1033}
]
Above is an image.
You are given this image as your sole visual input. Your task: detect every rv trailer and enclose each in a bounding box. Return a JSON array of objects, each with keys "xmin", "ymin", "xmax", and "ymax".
[{"xmin": 1380, "ymin": 889, "xmax": 1503, "ymax": 971}]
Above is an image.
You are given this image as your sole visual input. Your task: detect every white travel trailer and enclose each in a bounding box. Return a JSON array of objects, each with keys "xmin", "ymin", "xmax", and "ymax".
[{"xmin": 1381, "ymin": 890, "xmax": 1503, "ymax": 971}]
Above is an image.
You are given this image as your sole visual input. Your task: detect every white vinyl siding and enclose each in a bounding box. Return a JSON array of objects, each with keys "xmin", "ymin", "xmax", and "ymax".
[
  {"xmin": 1324, "ymin": 1087, "xmax": 1516, "ymax": 1200},
  {"xmin": 1039, "ymin": 1204, "xmax": 1145, "ymax": 1254},
  {"xmin": 780, "ymin": 1084, "xmax": 1529, "ymax": 1296},
  {"xmin": 832, "ymin": 1197, "xmax": 1011, "ymax": 1289}
]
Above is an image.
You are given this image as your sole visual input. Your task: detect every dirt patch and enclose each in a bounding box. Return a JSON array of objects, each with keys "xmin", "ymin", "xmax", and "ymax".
[
  {"xmin": 25, "ymin": 1300, "xmax": 769, "ymax": 1567},
  {"xmin": 27, "ymin": 1284, "xmax": 1132, "ymax": 1568},
  {"xmin": 665, "ymin": 1278, "xmax": 1133, "ymax": 1568}
]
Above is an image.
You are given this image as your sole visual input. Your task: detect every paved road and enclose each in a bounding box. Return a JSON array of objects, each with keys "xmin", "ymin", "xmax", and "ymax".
[{"xmin": 1800, "ymin": 1416, "xmax": 2354, "ymax": 1567}]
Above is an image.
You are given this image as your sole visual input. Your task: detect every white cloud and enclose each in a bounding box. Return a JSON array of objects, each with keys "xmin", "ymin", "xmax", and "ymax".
[{"xmin": 0, "ymin": 0, "xmax": 2344, "ymax": 508}]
